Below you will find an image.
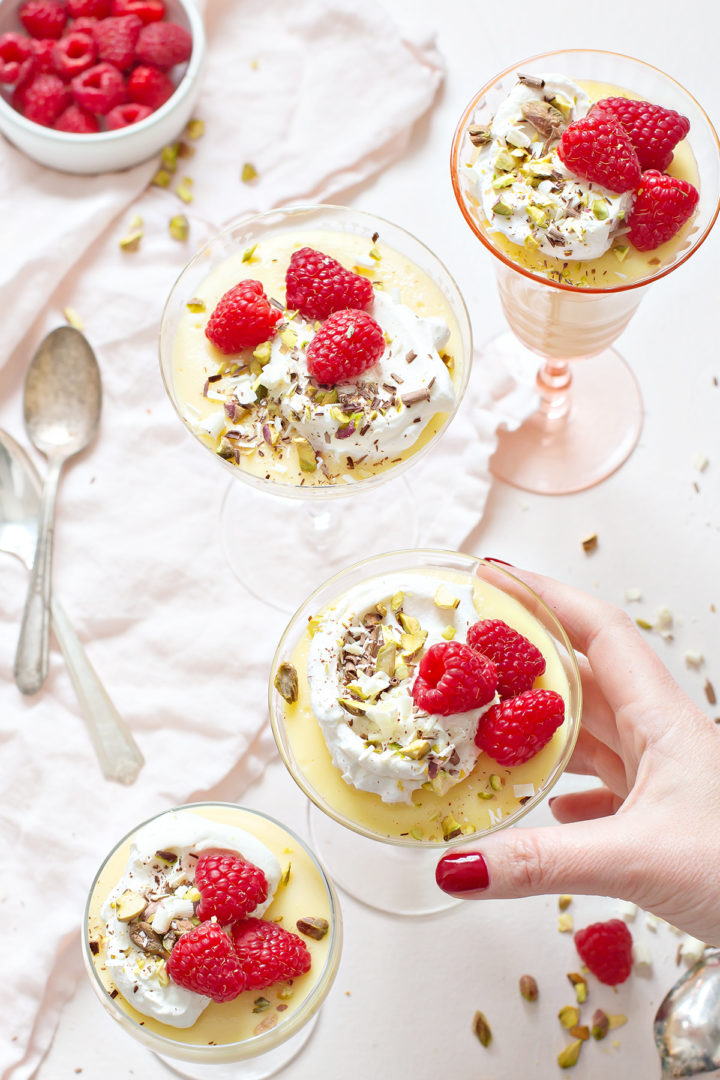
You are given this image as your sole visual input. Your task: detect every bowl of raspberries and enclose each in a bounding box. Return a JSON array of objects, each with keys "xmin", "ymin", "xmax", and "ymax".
[{"xmin": 0, "ymin": 0, "xmax": 205, "ymax": 173}]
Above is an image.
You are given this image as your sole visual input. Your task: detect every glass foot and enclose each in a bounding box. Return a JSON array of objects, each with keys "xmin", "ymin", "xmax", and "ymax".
[
  {"xmin": 307, "ymin": 802, "xmax": 458, "ymax": 916},
  {"xmin": 486, "ymin": 333, "xmax": 643, "ymax": 495},
  {"xmin": 155, "ymin": 1014, "xmax": 318, "ymax": 1079},
  {"xmin": 221, "ymin": 475, "xmax": 419, "ymax": 613}
]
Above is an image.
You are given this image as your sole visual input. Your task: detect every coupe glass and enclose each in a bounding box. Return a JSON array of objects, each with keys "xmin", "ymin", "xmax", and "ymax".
[
  {"xmin": 451, "ymin": 50, "xmax": 720, "ymax": 494},
  {"xmin": 269, "ymin": 550, "xmax": 581, "ymax": 916},
  {"xmin": 83, "ymin": 803, "xmax": 342, "ymax": 1080},
  {"xmin": 160, "ymin": 205, "xmax": 472, "ymax": 611}
]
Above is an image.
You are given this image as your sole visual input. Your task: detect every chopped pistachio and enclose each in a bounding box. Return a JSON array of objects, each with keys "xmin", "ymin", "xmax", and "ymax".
[
  {"xmin": 520, "ymin": 99, "xmax": 565, "ymax": 137},
  {"xmin": 492, "ymin": 197, "xmax": 513, "ymax": 217},
  {"xmin": 549, "ymin": 93, "xmax": 573, "ymax": 119},
  {"xmin": 442, "ymin": 814, "xmax": 462, "ymax": 841},
  {"xmin": 63, "ymin": 307, "xmax": 84, "ymax": 331},
  {"xmin": 280, "ymin": 862, "xmax": 291, "ymax": 887},
  {"xmin": 368, "ymin": 245, "xmax": 381, "ymax": 261},
  {"xmin": 567, "ymin": 973, "xmax": 588, "ymax": 1004},
  {"xmin": 277, "ymin": 985, "xmax": 294, "ymax": 1001},
  {"xmin": 592, "ymin": 199, "xmax": 610, "ymax": 221},
  {"xmin": 169, "ymin": 214, "xmax": 189, "ymax": 241},
  {"xmin": 527, "ymin": 205, "xmax": 547, "ymax": 227},
  {"xmin": 119, "ymin": 227, "xmax": 143, "ymax": 253},
  {"xmin": 116, "ymin": 890, "xmax": 146, "ymax": 922},
  {"xmin": 186, "ymin": 298, "xmax": 206, "ymax": 313},
  {"xmin": 161, "ymin": 143, "xmax": 179, "ymax": 171},
  {"xmin": 241, "ymin": 162, "xmax": 258, "ymax": 182},
  {"xmin": 410, "ymin": 826, "xmax": 424, "ymax": 840},
  {"xmin": 612, "ymin": 243, "xmax": 630, "ymax": 262},
  {"xmin": 294, "ymin": 436, "xmax": 317, "ymax": 472},
  {"xmin": 175, "ymin": 183, "xmax": 193, "ymax": 204},
  {"xmin": 607, "ymin": 1014, "xmax": 627, "ymax": 1030},
  {"xmin": 519, "ymin": 974, "xmax": 539, "ymax": 1002},
  {"xmin": 557, "ymin": 1040, "xmax": 582, "ymax": 1069},
  {"xmin": 472, "ymin": 1011, "xmax": 492, "ymax": 1047},
  {"xmin": 492, "ymin": 173, "xmax": 515, "ymax": 190},
  {"xmin": 152, "ymin": 168, "xmax": 172, "ymax": 188},
  {"xmin": 252, "ymin": 997, "xmax": 271, "ymax": 1013},
  {"xmin": 187, "ymin": 118, "xmax": 205, "ymax": 139},
  {"xmin": 400, "ymin": 631, "xmax": 427, "ymax": 659},
  {"xmin": 581, "ymin": 532, "xmax": 598, "ymax": 552},
  {"xmin": 558, "ymin": 894, "xmax": 573, "ymax": 911},
  {"xmin": 274, "ymin": 662, "xmax": 299, "ymax": 704},
  {"xmin": 524, "ymin": 234, "xmax": 541, "ymax": 251},
  {"xmin": 468, "ymin": 125, "xmax": 491, "ymax": 147},
  {"xmin": 489, "ymin": 774, "xmax": 502, "ymax": 791},
  {"xmin": 494, "ymin": 148, "xmax": 516, "ymax": 172},
  {"xmin": 397, "ymin": 612, "xmax": 421, "ymax": 634},
  {"xmin": 155, "ymin": 959, "xmax": 169, "ymax": 987},
  {"xmin": 375, "ymin": 642, "xmax": 396, "ymax": 676},
  {"xmin": 242, "ymin": 244, "xmax": 259, "ymax": 264},
  {"xmin": 296, "ymin": 916, "xmax": 329, "ymax": 940},
  {"xmin": 558, "ymin": 1005, "xmax": 580, "ymax": 1029},
  {"xmin": 591, "ymin": 1009, "xmax": 609, "ymax": 1040},
  {"xmin": 570, "ymin": 1025, "xmax": 590, "ymax": 1041},
  {"xmin": 394, "ymin": 660, "xmax": 409, "ymax": 681},
  {"xmin": 279, "ymin": 326, "xmax": 297, "ymax": 349},
  {"xmin": 558, "ymin": 912, "xmax": 574, "ymax": 933},
  {"xmin": 434, "ymin": 585, "xmax": 459, "ymax": 610},
  {"xmin": 635, "ymin": 617, "xmax": 653, "ymax": 630},
  {"xmin": 253, "ymin": 342, "xmax": 271, "ymax": 363},
  {"xmin": 390, "ymin": 590, "xmax": 404, "ymax": 614},
  {"xmin": 477, "ymin": 790, "xmax": 494, "ymax": 800},
  {"xmin": 314, "ymin": 388, "xmax": 338, "ymax": 406},
  {"xmin": 441, "ymin": 625, "xmax": 456, "ymax": 640},
  {"xmin": 401, "ymin": 739, "xmax": 431, "ymax": 760}
]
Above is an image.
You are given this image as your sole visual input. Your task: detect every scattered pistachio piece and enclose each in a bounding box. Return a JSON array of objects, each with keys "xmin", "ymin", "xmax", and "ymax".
[
  {"xmin": 241, "ymin": 162, "xmax": 258, "ymax": 182},
  {"xmin": 294, "ymin": 436, "xmax": 317, "ymax": 473},
  {"xmin": 187, "ymin": 118, "xmax": 204, "ymax": 139},
  {"xmin": 607, "ymin": 1014, "xmax": 628, "ymax": 1030},
  {"xmin": 520, "ymin": 99, "xmax": 565, "ymax": 137},
  {"xmin": 468, "ymin": 124, "xmax": 491, "ymax": 146},
  {"xmin": 519, "ymin": 974, "xmax": 539, "ymax": 1002},
  {"xmin": 280, "ymin": 863, "xmax": 291, "ymax": 887},
  {"xmin": 557, "ymin": 1040, "xmax": 583, "ymax": 1068},
  {"xmin": 152, "ymin": 168, "xmax": 172, "ymax": 188},
  {"xmin": 441, "ymin": 625, "xmax": 456, "ymax": 641},
  {"xmin": 434, "ymin": 584, "xmax": 460, "ymax": 610},
  {"xmin": 63, "ymin": 307, "xmax": 84, "ymax": 331},
  {"xmin": 567, "ymin": 973, "xmax": 588, "ymax": 1004},
  {"xmin": 252, "ymin": 997, "xmax": 271, "ymax": 1013},
  {"xmin": 442, "ymin": 814, "xmax": 463, "ymax": 841},
  {"xmin": 161, "ymin": 143, "xmax": 179, "ymax": 171},
  {"xmin": 175, "ymin": 183, "xmax": 193, "ymax": 204},
  {"xmin": 612, "ymin": 243, "xmax": 630, "ymax": 262},
  {"xmin": 390, "ymin": 590, "xmax": 404, "ymax": 614},
  {"xmin": 558, "ymin": 894, "xmax": 573, "ymax": 911},
  {"xmin": 591, "ymin": 1009, "xmax": 609, "ymax": 1040},
  {"xmin": 558, "ymin": 1005, "xmax": 580, "ymax": 1029},
  {"xmin": 116, "ymin": 890, "xmax": 147, "ymax": 922},
  {"xmin": 489, "ymin": 774, "xmax": 502, "ymax": 791},
  {"xmin": 169, "ymin": 214, "xmax": 189, "ymax": 241},
  {"xmin": 186, "ymin": 297, "xmax": 205, "ymax": 313},
  {"xmin": 296, "ymin": 916, "xmax": 329, "ymax": 941},
  {"xmin": 570, "ymin": 1025, "xmax": 590, "ymax": 1041},
  {"xmin": 410, "ymin": 826, "xmax": 424, "ymax": 840},
  {"xmin": 581, "ymin": 532, "xmax": 598, "ymax": 553},
  {"xmin": 592, "ymin": 199, "xmax": 610, "ymax": 221},
  {"xmin": 401, "ymin": 739, "xmax": 431, "ymax": 760},
  {"xmin": 635, "ymin": 617, "xmax": 653, "ymax": 630},
  {"xmin": 119, "ymin": 221, "xmax": 143, "ymax": 252},
  {"xmin": 493, "ymin": 197, "xmax": 513, "ymax": 217},
  {"xmin": 472, "ymin": 1010, "xmax": 492, "ymax": 1047},
  {"xmin": 277, "ymin": 985, "xmax": 294, "ymax": 1001},
  {"xmin": 274, "ymin": 663, "xmax": 299, "ymax": 704},
  {"xmin": 242, "ymin": 244, "xmax": 259, "ymax": 264}
]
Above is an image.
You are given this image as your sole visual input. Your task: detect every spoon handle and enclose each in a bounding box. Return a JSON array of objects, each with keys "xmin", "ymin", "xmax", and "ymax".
[
  {"xmin": 14, "ymin": 456, "xmax": 62, "ymax": 694},
  {"xmin": 50, "ymin": 598, "xmax": 144, "ymax": 784}
]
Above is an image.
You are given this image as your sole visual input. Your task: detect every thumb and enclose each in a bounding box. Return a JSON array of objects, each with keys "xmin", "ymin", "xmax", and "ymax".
[{"xmin": 436, "ymin": 818, "xmax": 627, "ymax": 901}]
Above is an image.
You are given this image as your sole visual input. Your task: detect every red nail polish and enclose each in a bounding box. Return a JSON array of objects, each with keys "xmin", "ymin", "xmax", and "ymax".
[
  {"xmin": 483, "ymin": 556, "xmax": 514, "ymax": 567},
  {"xmin": 435, "ymin": 851, "xmax": 489, "ymax": 895}
]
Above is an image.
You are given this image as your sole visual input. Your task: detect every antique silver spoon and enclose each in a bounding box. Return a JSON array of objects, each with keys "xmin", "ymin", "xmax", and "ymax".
[
  {"xmin": 14, "ymin": 327, "xmax": 102, "ymax": 694},
  {"xmin": 655, "ymin": 950, "xmax": 720, "ymax": 1078},
  {"xmin": 0, "ymin": 429, "xmax": 144, "ymax": 783}
]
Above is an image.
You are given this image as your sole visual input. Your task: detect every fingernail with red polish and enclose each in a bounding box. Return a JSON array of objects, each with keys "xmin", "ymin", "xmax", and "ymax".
[
  {"xmin": 548, "ymin": 797, "xmax": 557, "ymax": 808},
  {"xmin": 435, "ymin": 851, "xmax": 489, "ymax": 896},
  {"xmin": 483, "ymin": 556, "xmax": 514, "ymax": 567}
]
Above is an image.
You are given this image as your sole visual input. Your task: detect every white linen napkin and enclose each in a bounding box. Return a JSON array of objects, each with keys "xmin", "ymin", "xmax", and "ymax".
[{"xmin": 0, "ymin": 3, "xmax": 535, "ymax": 1076}]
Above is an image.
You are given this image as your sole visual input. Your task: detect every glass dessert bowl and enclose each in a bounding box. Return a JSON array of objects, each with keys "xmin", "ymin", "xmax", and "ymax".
[
  {"xmin": 83, "ymin": 803, "xmax": 341, "ymax": 1080},
  {"xmin": 160, "ymin": 204, "xmax": 472, "ymax": 610},
  {"xmin": 451, "ymin": 49, "xmax": 720, "ymax": 494},
  {"xmin": 269, "ymin": 550, "xmax": 581, "ymax": 915}
]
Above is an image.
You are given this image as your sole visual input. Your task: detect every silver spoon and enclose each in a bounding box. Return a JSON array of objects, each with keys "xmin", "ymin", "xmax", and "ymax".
[
  {"xmin": 14, "ymin": 327, "xmax": 102, "ymax": 694},
  {"xmin": 0, "ymin": 429, "xmax": 144, "ymax": 784},
  {"xmin": 655, "ymin": 949, "xmax": 720, "ymax": 1077}
]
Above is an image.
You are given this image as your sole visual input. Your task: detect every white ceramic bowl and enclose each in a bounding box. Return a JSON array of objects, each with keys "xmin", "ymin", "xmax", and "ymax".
[{"xmin": 0, "ymin": 0, "xmax": 205, "ymax": 174}]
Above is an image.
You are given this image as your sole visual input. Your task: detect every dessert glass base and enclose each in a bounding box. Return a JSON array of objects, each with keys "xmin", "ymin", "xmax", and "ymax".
[
  {"xmin": 155, "ymin": 1015, "xmax": 318, "ymax": 1080},
  {"xmin": 221, "ymin": 474, "xmax": 419, "ymax": 613},
  {"xmin": 486, "ymin": 332, "xmax": 643, "ymax": 494},
  {"xmin": 307, "ymin": 802, "xmax": 458, "ymax": 916}
]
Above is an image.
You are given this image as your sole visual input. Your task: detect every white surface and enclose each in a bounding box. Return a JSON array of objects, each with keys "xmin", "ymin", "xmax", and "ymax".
[{"xmin": 30, "ymin": 0, "xmax": 720, "ymax": 1076}]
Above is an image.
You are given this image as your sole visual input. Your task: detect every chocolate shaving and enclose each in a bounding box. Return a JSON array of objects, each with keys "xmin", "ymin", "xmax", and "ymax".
[
  {"xmin": 390, "ymin": 372, "xmax": 404, "ymax": 384},
  {"xmin": 400, "ymin": 388, "xmax": 431, "ymax": 407},
  {"xmin": 405, "ymin": 350, "xmax": 417, "ymax": 364},
  {"xmin": 270, "ymin": 297, "xmax": 285, "ymax": 311},
  {"xmin": 89, "ymin": 940, "xmax": 100, "ymax": 955},
  {"xmin": 518, "ymin": 73, "xmax": 545, "ymax": 89}
]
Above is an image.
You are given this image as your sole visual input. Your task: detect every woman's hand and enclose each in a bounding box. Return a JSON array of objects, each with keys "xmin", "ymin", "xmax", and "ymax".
[{"xmin": 436, "ymin": 565, "xmax": 720, "ymax": 945}]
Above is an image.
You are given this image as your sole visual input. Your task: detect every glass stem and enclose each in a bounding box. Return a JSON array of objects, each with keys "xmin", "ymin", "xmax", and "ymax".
[{"xmin": 537, "ymin": 359, "xmax": 572, "ymax": 422}]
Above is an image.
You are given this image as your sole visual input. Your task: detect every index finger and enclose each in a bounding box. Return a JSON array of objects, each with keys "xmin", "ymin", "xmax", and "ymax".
[{"xmin": 482, "ymin": 560, "xmax": 685, "ymax": 719}]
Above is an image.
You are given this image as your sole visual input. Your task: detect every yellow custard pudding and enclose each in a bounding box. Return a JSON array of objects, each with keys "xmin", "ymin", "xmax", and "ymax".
[
  {"xmin": 270, "ymin": 551, "xmax": 581, "ymax": 847},
  {"xmin": 161, "ymin": 206, "xmax": 471, "ymax": 492},
  {"xmin": 84, "ymin": 804, "xmax": 341, "ymax": 1071}
]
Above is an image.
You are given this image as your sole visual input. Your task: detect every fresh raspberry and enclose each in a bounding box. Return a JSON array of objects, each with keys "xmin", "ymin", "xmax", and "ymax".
[
  {"xmin": 135, "ymin": 21, "xmax": 192, "ymax": 69},
  {"xmin": 92, "ymin": 14, "xmax": 141, "ymax": 70},
  {"xmin": 285, "ymin": 247, "xmax": 374, "ymax": 320},
  {"xmin": 30, "ymin": 37, "xmax": 57, "ymax": 71},
  {"xmin": 51, "ymin": 31, "xmax": 97, "ymax": 79},
  {"xmin": 167, "ymin": 922, "xmax": 246, "ymax": 1003},
  {"xmin": 0, "ymin": 33, "xmax": 32, "ymax": 84},
  {"xmin": 231, "ymin": 918, "xmax": 312, "ymax": 991},
  {"xmin": 112, "ymin": 0, "xmax": 165, "ymax": 23},
  {"xmin": 474, "ymin": 688, "xmax": 564, "ymax": 765},
  {"xmin": 558, "ymin": 113, "xmax": 641, "ymax": 194},
  {"xmin": 19, "ymin": 0, "xmax": 68, "ymax": 40},
  {"xmin": 67, "ymin": 0, "xmax": 111, "ymax": 15},
  {"xmin": 205, "ymin": 280, "xmax": 283, "ymax": 355},
  {"xmin": 412, "ymin": 641, "xmax": 498, "ymax": 717},
  {"xmin": 71, "ymin": 61, "xmax": 125, "ymax": 114},
  {"xmin": 126, "ymin": 62, "xmax": 173, "ymax": 109},
  {"xmin": 574, "ymin": 919, "xmax": 633, "ymax": 986},
  {"xmin": 18, "ymin": 72, "xmax": 71, "ymax": 125},
  {"xmin": 195, "ymin": 850, "xmax": 269, "ymax": 925},
  {"xmin": 54, "ymin": 101, "xmax": 99, "ymax": 130},
  {"xmin": 592, "ymin": 97, "xmax": 690, "ymax": 172},
  {"xmin": 105, "ymin": 100, "xmax": 151, "ymax": 127},
  {"xmin": 466, "ymin": 619, "xmax": 546, "ymax": 700},
  {"xmin": 626, "ymin": 170, "xmax": 699, "ymax": 252},
  {"xmin": 305, "ymin": 309, "xmax": 384, "ymax": 386}
]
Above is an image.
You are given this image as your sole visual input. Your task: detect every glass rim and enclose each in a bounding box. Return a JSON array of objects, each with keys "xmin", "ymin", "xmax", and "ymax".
[
  {"xmin": 158, "ymin": 202, "xmax": 473, "ymax": 502},
  {"xmin": 82, "ymin": 801, "xmax": 342, "ymax": 1061},
  {"xmin": 268, "ymin": 547, "xmax": 582, "ymax": 848},
  {"xmin": 450, "ymin": 48, "xmax": 720, "ymax": 295}
]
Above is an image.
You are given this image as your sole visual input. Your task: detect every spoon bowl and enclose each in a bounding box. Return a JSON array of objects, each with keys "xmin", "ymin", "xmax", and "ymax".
[
  {"xmin": 15, "ymin": 327, "xmax": 102, "ymax": 694},
  {"xmin": 655, "ymin": 949, "xmax": 720, "ymax": 1078}
]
